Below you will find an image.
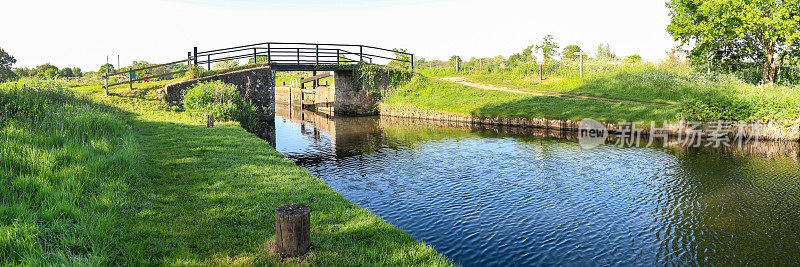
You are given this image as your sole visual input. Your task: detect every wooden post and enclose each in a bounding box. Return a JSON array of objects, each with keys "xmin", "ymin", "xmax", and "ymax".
[
  {"xmin": 207, "ymin": 55, "xmax": 211, "ymax": 71},
  {"xmin": 129, "ymin": 70, "xmax": 133, "ymax": 90},
  {"xmin": 193, "ymin": 47, "xmax": 198, "ymax": 67},
  {"xmin": 275, "ymin": 204, "xmax": 311, "ymax": 257},
  {"xmin": 206, "ymin": 114, "xmax": 214, "ymax": 128},
  {"xmin": 104, "ymin": 55, "xmax": 109, "ymax": 96},
  {"xmin": 254, "ymin": 48, "xmax": 258, "ymax": 64},
  {"xmin": 267, "ymin": 43, "xmax": 271, "ymax": 64}
]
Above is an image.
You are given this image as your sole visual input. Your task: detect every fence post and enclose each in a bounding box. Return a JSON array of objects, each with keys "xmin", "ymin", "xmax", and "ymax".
[
  {"xmin": 359, "ymin": 46, "xmax": 363, "ymax": 63},
  {"xmin": 337, "ymin": 49, "xmax": 340, "ymax": 64},
  {"xmin": 193, "ymin": 47, "xmax": 198, "ymax": 67},
  {"xmin": 411, "ymin": 54, "xmax": 415, "ymax": 71},
  {"xmin": 267, "ymin": 43, "xmax": 271, "ymax": 64},
  {"xmin": 297, "ymin": 48, "xmax": 300, "ymax": 65},
  {"xmin": 104, "ymin": 55, "xmax": 109, "ymax": 95},
  {"xmin": 207, "ymin": 55, "xmax": 211, "ymax": 71},
  {"xmin": 315, "ymin": 44, "xmax": 319, "ymax": 66},
  {"xmin": 129, "ymin": 70, "xmax": 134, "ymax": 90},
  {"xmin": 253, "ymin": 48, "xmax": 258, "ymax": 64},
  {"xmin": 187, "ymin": 52, "xmax": 192, "ymax": 68}
]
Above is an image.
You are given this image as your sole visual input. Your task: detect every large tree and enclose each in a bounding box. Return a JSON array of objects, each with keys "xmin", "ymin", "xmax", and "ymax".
[
  {"xmin": 535, "ymin": 34, "xmax": 560, "ymax": 61},
  {"xmin": 0, "ymin": 47, "xmax": 17, "ymax": 82},
  {"xmin": 667, "ymin": 0, "xmax": 800, "ymax": 86}
]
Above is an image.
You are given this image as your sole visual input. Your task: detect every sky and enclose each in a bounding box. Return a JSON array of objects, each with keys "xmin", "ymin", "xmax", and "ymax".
[{"xmin": 1, "ymin": 0, "xmax": 680, "ymax": 71}]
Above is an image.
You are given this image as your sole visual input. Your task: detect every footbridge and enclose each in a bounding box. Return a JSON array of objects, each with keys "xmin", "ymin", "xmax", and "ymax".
[{"xmin": 103, "ymin": 42, "xmax": 415, "ymax": 118}]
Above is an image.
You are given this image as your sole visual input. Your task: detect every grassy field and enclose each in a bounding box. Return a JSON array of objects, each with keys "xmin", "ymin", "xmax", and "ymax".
[
  {"xmin": 384, "ymin": 76, "xmax": 680, "ymax": 123},
  {"xmin": 420, "ymin": 61, "xmax": 800, "ymax": 125},
  {"xmin": 1, "ymin": 79, "xmax": 452, "ymax": 265}
]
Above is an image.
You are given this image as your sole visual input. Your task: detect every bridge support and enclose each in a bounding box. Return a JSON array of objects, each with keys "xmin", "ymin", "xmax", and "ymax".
[{"xmin": 163, "ymin": 66, "xmax": 276, "ymax": 119}]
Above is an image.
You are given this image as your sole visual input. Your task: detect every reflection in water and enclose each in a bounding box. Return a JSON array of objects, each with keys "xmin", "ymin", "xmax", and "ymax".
[{"xmin": 265, "ymin": 105, "xmax": 800, "ymax": 266}]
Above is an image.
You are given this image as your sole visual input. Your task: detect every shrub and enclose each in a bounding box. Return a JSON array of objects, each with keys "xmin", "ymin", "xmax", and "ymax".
[{"xmin": 183, "ymin": 80, "xmax": 244, "ymax": 122}]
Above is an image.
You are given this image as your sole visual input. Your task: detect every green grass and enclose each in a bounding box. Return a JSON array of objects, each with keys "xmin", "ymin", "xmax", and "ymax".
[
  {"xmin": 420, "ymin": 60, "xmax": 800, "ymax": 124},
  {"xmin": 1, "ymin": 79, "xmax": 140, "ymax": 264},
  {"xmin": 2, "ymin": 79, "xmax": 452, "ymax": 265},
  {"xmin": 384, "ymin": 76, "xmax": 680, "ymax": 123}
]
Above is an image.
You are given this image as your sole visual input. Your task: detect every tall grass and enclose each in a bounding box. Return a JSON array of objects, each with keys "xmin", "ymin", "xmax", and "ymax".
[{"xmin": 0, "ymin": 79, "xmax": 139, "ymax": 265}]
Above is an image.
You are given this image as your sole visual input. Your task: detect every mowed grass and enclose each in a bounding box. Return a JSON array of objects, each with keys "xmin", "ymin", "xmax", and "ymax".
[
  {"xmin": 423, "ymin": 61, "xmax": 800, "ymax": 124},
  {"xmin": 384, "ymin": 76, "xmax": 680, "ymax": 123},
  {"xmin": 2, "ymin": 79, "xmax": 452, "ymax": 265}
]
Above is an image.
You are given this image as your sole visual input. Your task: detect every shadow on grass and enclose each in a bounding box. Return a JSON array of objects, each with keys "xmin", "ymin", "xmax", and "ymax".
[
  {"xmin": 119, "ymin": 111, "xmax": 451, "ymax": 265},
  {"xmin": 470, "ymin": 94, "xmax": 681, "ymax": 123}
]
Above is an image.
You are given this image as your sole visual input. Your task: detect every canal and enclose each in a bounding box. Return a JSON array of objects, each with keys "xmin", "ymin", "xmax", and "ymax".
[{"xmin": 262, "ymin": 105, "xmax": 800, "ymax": 266}]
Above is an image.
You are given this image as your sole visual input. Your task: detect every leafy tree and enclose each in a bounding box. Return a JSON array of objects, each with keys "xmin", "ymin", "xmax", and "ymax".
[
  {"xmin": 389, "ymin": 48, "xmax": 411, "ymax": 69},
  {"xmin": 34, "ymin": 64, "xmax": 59, "ymax": 79},
  {"xmin": 596, "ymin": 43, "xmax": 617, "ymax": 59},
  {"xmin": 58, "ymin": 67, "xmax": 73, "ymax": 77},
  {"xmin": 667, "ymin": 0, "xmax": 800, "ymax": 86},
  {"xmin": 535, "ymin": 34, "xmax": 560, "ymax": 61},
  {"xmin": 449, "ymin": 55, "xmax": 462, "ymax": 63},
  {"xmin": 214, "ymin": 59, "xmax": 238, "ymax": 70},
  {"xmin": 247, "ymin": 56, "xmax": 269, "ymax": 65},
  {"xmin": 99, "ymin": 63, "xmax": 115, "ymax": 74},
  {"xmin": 13, "ymin": 67, "xmax": 29, "ymax": 78},
  {"xmin": 625, "ymin": 55, "xmax": 643, "ymax": 62},
  {"xmin": 562, "ymin": 45, "xmax": 584, "ymax": 60},
  {"xmin": 0, "ymin": 47, "xmax": 17, "ymax": 82},
  {"xmin": 72, "ymin": 67, "xmax": 82, "ymax": 77}
]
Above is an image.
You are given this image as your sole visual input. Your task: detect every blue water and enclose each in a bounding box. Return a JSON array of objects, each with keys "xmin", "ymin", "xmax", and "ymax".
[{"xmin": 269, "ymin": 111, "xmax": 800, "ymax": 266}]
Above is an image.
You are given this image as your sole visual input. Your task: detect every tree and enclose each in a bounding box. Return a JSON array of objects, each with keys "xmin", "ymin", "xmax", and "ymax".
[
  {"xmin": 34, "ymin": 64, "xmax": 59, "ymax": 79},
  {"xmin": 58, "ymin": 67, "xmax": 74, "ymax": 77},
  {"xmin": 625, "ymin": 55, "xmax": 643, "ymax": 62},
  {"xmin": 667, "ymin": 0, "xmax": 800, "ymax": 86},
  {"xmin": 0, "ymin": 47, "xmax": 17, "ymax": 82},
  {"xmin": 562, "ymin": 45, "xmax": 584, "ymax": 60},
  {"xmin": 389, "ymin": 48, "xmax": 411, "ymax": 69},
  {"xmin": 247, "ymin": 56, "xmax": 269, "ymax": 65},
  {"xmin": 535, "ymin": 34, "xmax": 560, "ymax": 61},
  {"xmin": 13, "ymin": 67, "xmax": 29, "ymax": 78},
  {"xmin": 99, "ymin": 63, "xmax": 115, "ymax": 74},
  {"xmin": 214, "ymin": 59, "xmax": 238, "ymax": 70},
  {"xmin": 72, "ymin": 67, "xmax": 82, "ymax": 77},
  {"xmin": 596, "ymin": 43, "xmax": 617, "ymax": 59}
]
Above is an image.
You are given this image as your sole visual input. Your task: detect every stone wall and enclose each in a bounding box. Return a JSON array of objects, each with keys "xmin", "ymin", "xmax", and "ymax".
[
  {"xmin": 163, "ymin": 66, "xmax": 276, "ymax": 118},
  {"xmin": 380, "ymin": 103, "xmax": 800, "ymax": 141},
  {"xmin": 332, "ymin": 70, "xmax": 386, "ymax": 116}
]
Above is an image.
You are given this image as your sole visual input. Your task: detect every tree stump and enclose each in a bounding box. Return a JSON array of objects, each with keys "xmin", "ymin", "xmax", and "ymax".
[
  {"xmin": 275, "ymin": 204, "xmax": 311, "ymax": 257},
  {"xmin": 206, "ymin": 114, "xmax": 214, "ymax": 128}
]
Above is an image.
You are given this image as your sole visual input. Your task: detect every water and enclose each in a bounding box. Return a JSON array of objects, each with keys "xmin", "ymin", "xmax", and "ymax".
[{"xmin": 265, "ymin": 106, "xmax": 800, "ymax": 266}]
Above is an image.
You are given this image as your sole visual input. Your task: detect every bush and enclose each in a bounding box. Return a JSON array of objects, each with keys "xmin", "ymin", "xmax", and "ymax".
[
  {"xmin": 183, "ymin": 81, "xmax": 244, "ymax": 122},
  {"xmin": 182, "ymin": 80, "xmax": 262, "ymax": 127}
]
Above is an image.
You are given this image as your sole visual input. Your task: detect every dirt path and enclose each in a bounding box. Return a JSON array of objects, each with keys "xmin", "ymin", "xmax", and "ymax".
[{"xmin": 436, "ymin": 77, "xmax": 678, "ymax": 107}]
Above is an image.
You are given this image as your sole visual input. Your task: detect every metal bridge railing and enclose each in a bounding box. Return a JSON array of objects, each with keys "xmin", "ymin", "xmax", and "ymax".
[
  {"xmin": 192, "ymin": 42, "xmax": 414, "ymax": 71},
  {"xmin": 102, "ymin": 42, "xmax": 414, "ymax": 94}
]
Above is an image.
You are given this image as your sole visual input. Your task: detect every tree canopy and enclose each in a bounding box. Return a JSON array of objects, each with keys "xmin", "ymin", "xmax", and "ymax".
[
  {"xmin": 562, "ymin": 45, "xmax": 584, "ymax": 60},
  {"xmin": 667, "ymin": 0, "xmax": 800, "ymax": 86},
  {"xmin": 0, "ymin": 47, "xmax": 17, "ymax": 82},
  {"xmin": 535, "ymin": 34, "xmax": 560, "ymax": 61}
]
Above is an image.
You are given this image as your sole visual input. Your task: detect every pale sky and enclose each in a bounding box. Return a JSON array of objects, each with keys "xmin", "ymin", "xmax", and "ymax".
[{"xmin": 2, "ymin": 0, "xmax": 679, "ymax": 71}]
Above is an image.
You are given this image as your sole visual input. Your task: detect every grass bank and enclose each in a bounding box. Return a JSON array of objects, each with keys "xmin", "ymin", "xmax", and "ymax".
[
  {"xmin": 2, "ymin": 79, "xmax": 451, "ymax": 265},
  {"xmin": 384, "ymin": 76, "xmax": 680, "ymax": 123},
  {"xmin": 421, "ymin": 61, "xmax": 800, "ymax": 125}
]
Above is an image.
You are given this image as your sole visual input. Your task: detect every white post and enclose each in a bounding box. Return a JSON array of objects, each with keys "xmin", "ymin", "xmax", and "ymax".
[{"xmin": 579, "ymin": 50, "xmax": 584, "ymax": 78}]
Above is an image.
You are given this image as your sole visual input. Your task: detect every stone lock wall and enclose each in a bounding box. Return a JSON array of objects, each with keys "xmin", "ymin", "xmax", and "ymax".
[
  {"xmin": 331, "ymin": 70, "xmax": 389, "ymax": 116},
  {"xmin": 163, "ymin": 66, "xmax": 276, "ymax": 118}
]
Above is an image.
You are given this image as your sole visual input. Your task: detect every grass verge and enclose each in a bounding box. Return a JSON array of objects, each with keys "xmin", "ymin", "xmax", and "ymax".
[
  {"xmin": 384, "ymin": 76, "xmax": 680, "ymax": 123},
  {"xmin": 2, "ymin": 78, "xmax": 452, "ymax": 265}
]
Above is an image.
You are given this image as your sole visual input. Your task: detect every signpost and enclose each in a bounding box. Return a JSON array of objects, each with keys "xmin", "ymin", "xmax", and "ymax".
[{"xmin": 574, "ymin": 50, "xmax": 590, "ymax": 78}]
